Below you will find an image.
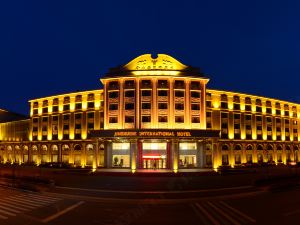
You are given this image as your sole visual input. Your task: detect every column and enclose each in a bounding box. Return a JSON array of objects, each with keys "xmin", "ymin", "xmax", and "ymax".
[
  {"xmin": 171, "ymin": 139, "xmax": 179, "ymax": 172},
  {"xmin": 197, "ymin": 141, "xmax": 204, "ymax": 168},
  {"xmin": 106, "ymin": 141, "xmax": 112, "ymax": 168},
  {"xmin": 130, "ymin": 139, "xmax": 138, "ymax": 172}
]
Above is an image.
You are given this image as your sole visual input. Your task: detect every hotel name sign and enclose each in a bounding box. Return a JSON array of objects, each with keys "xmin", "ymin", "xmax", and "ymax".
[{"xmin": 90, "ymin": 129, "xmax": 220, "ymax": 138}]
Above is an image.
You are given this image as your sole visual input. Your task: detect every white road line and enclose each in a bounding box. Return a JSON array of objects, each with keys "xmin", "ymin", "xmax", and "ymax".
[
  {"xmin": 9, "ymin": 196, "xmax": 48, "ymax": 206},
  {"xmin": 3, "ymin": 197, "xmax": 37, "ymax": 208},
  {"xmin": 219, "ymin": 201, "xmax": 256, "ymax": 223},
  {"xmin": 27, "ymin": 194, "xmax": 61, "ymax": 201},
  {"xmin": 194, "ymin": 203, "xmax": 221, "ymax": 225},
  {"xmin": 26, "ymin": 194, "xmax": 60, "ymax": 202},
  {"xmin": 0, "ymin": 214, "xmax": 8, "ymax": 220},
  {"xmin": 19, "ymin": 194, "xmax": 56, "ymax": 204},
  {"xmin": 0, "ymin": 205, "xmax": 21, "ymax": 214},
  {"xmin": 6, "ymin": 196, "xmax": 43, "ymax": 207},
  {"xmin": 0, "ymin": 208, "xmax": 16, "ymax": 217},
  {"xmin": 0, "ymin": 200, "xmax": 31, "ymax": 211},
  {"xmin": 207, "ymin": 202, "xmax": 241, "ymax": 225},
  {"xmin": 41, "ymin": 201, "xmax": 85, "ymax": 223}
]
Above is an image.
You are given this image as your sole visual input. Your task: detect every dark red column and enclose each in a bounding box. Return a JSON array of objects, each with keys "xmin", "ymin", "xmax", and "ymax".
[
  {"xmin": 138, "ymin": 140, "xmax": 143, "ymax": 169},
  {"xmin": 167, "ymin": 142, "xmax": 171, "ymax": 169}
]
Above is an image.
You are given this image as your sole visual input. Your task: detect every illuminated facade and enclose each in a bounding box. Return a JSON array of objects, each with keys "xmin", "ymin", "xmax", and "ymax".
[{"xmin": 1, "ymin": 54, "xmax": 300, "ymax": 171}]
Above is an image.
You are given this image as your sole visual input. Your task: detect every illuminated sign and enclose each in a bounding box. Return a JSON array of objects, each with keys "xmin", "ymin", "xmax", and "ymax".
[{"xmin": 90, "ymin": 129, "xmax": 220, "ymax": 138}]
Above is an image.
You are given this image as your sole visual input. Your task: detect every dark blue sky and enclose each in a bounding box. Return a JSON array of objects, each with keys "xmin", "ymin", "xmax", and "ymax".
[{"xmin": 1, "ymin": 0, "xmax": 300, "ymax": 115}]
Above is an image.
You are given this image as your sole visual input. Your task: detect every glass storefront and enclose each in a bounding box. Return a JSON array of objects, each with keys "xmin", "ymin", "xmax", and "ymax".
[
  {"xmin": 112, "ymin": 142, "xmax": 130, "ymax": 168},
  {"xmin": 179, "ymin": 142, "xmax": 197, "ymax": 168},
  {"xmin": 142, "ymin": 142, "xmax": 167, "ymax": 169}
]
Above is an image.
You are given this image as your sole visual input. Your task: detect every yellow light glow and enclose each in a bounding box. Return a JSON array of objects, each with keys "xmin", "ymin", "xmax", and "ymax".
[
  {"xmin": 272, "ymin": 109, "xmax": 276, "ymax": 115},
  {"xmin": 228, "ymin": 102, "xmax": 233, "ymax": 110},
  {"xmin": 281, "ymin": 110, "xmax": 284, "ymax": 116},
  {"xmin": 228, "ymin": 133, "xmax": 234, "ymax": 139},
  {"xmin": 240, "ymin": 103, "xmax": 245, "ymax": 111},
  {"xmin": 132, "ymin": 70, "xmax": 180, "ymax": 76},
  {"xmin": 262, "ymin": 106, "xmax": 266, "ymax": 113},
  {"xmin": 213, "ymin": 101, "xmax": 219, "ymax": 109}
]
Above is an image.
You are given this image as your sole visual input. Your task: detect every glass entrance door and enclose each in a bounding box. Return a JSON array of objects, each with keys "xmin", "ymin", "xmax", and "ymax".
[{"xmin": 143, "ymin": 158, "xmax": 166, "ymax": 169}]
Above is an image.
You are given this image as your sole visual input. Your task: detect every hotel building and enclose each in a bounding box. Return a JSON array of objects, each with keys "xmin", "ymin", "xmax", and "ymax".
[{"xmin": 0, "ymin": 54, "xmax": 299, "ymax": 172}]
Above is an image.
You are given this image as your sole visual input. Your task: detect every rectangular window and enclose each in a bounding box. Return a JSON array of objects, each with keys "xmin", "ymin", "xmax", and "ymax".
[
  {"xmin": 109, "ymin": 117, "xmax": 118, "ymax": 123},
  {"xmin": 109, "ymin": 104, "xmax": 118, "ymax": 110},
  {"xmin": 191, "ymin": 104, "xmax": 200, "ymax": 110},
  {"xmin": 158, "ymin": 90, "xmax": 168, "ymax": 96},
  {"xmin": 175, "ymin": 103, "xmax": 184, "ymax": 110},
  {"xmin": 158, "ymin": 103, "xmax": 168, "ymax": 109},
  {"xmin": 175, "ymin": 90, "xmax": 184, "ymax": 97},
  {"xmin": 192, "ymin": 117, "xmax": 200, "ymax": 123},
  {"xmin": 142, "ymin": 103, "xmax": 151, "ymax": 109},
  {"xmin": 125, "ymin": 90, "xmax": 135, "ymax": 97},
  {"xmin": 158, "ymin": 116, "xmax": 168, "ymax": 123},
  {"xmin": 125, "ymin": 103, "xmax": 134, "ymax": 110},
  {"xmin": 141, "ymin": 90, "xmax": 151, "ymax": 96},
  {"xmin": 125, "ymin": 116, "xmax": 134, "ymax": 123},
  {"xmin": 63, "ymin": 105, "xmax": 70, "ymax": 111},
  {"xmin": 190, "ymin": 91, "xmax": 200, "ymax": 98},
  {"xmin": 109, "ymin": 91, "xmax": 119, "ymax": 98},
  {"xmin": 142, "ymin": 116, "xmax": 151, "ymax": 122},
  {"xmin": 87, "ymin": 102, "xmax": 94, "ymax": 109},
  {"xmin": 175, "ymin": 116, "xmax": 184, "ymax": 123},
  {"xmin": 112, "ymin": 143, "xmax": 130, "ymax": 150},
  {"xmin": 179, "ymin": 142, "xmax": 197, "ymax": 150},
  {"xmin": 75, "ymin": 103, "xmax": 82, "ymax": 110},
  {"xmin": 143, "ymin": 142, "xmax": 167, "ymax": 150}
]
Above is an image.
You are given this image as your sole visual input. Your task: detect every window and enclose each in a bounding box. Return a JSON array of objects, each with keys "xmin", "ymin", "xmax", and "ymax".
[
  {"xmin": 52, "ymin": 106, "xmax": 58, "ymax": 112},
  {"xmin": 175, "ymin": 90, "xmax": 184, "ymax": 97},
  {"xmin": 108, "ymin": 91, "xmax": 118, "ymax": 98},
  {"xmin": 42, "ymin": 117, "xmax": 48, "ymax": 122},
  {"xmin": 141, "ymin": 80, "xmax": 152, "ymax": 87},
  {"xmin": 174, "ymin": 80, "xmax": 185, "ymax": 89},
  {"xmin": 52, "ymin": 116, "xmax": 58, "ymax": 121},
  {"xmin": 179, "ymin": 142, "xmax": 197, "ymax": 150},
  {"xmin": 75, "ymin": 124, "xmax": 81, "ymax": 129},
  {"xmin": 266, "ymin": 108, "xmax": 272, "ymax": 114},
  {"xmin": 108, "ymin": 81, "xmax": 119, "ymax": 89},
  {"xmin": 33, "ymin": 118, "xmax": 38, "ymax": 123},
  {"xmin": 125, "ymin": 90, "xmax": 135, "ymax": 97},
  {"xmin": 63, "ymin": 114, "xmax": 70, "ymax": 120},
  {"xmin": 158, "ymin": 116, "xmax": 168, "ymax": 122},
  {"xmin": 125, "ymin": 116, "xmax": 134, "ymax": 123},
  {"xmin": 190, "ymin": 81, "xmax": 200, "ymax": 89},
  {"xmin": 125, "ymin": 103, "xmax": 134, "ymax": 110},
  {"xmin": 87, "ymin": 102, "xmax": 94, "ymax": 109},
  {"xmin": 175, "ymin": 103, "xmax": 184, "ymax": 110},
  {"xmin": 142, "ymin": 103, "xmax": 151, "ymax": 109},
  {"xmin": 33, "ymin": 109, "xmax": 38, "ymax": 115},
  {"xmin": 109, "ymin": 117, "xmax": 118, "ymax": 123},
  {"xmin": 158, "ymin": 103, "xmax": 168, "ymax": 109},
  {"xmin": 42, "ymin": 107, "xmax": 48, "ymax": 113},
  {"xmin": 221, "ymin": 102, "xmax": 228, "ymax": 109},
  {"xmin": 158, "ymin": 90, "xmax": 168, "ymax": 96},
  {"xmin": 191, "ymin": 104, "xmax": 200, "ymax": 110},
  {"xmin": 75, "ymin": 113, "xmax": 82, "ymax": 119},
  {"xmin": 175, "ymin": 116, "xmax": 184, "ymax": 123},
  {"xmin": 142, "ymin": 116, "xmax": 151, "ymax": 122},
  {"xmin": 192, "ymin": 117, "xmax": 200, "ymax": 123},
  {"xmin": 63, "ymin": 105, "xmax": 70, "ymax": 111},
  {"xmin": 88, "ymin": 123, "xmax": 94, "ymax": 129},
  {"xmin": 143, "ymin": 142, "xmax": 167, "ymax": 150},
  {"xmin": 191, "ymin": 91, "xmax": 200, "ymax": 98},
  {"xmin": 63, "ymin": 124, "xmax": 69, "ymax": 130},
  {"xmin": 87, "ymin": 112, "xmax": 94, "ymax": 118},
  {"xmin": 158, "ymin": 80, "xmax": 168, "ymax": 88},
  {"xmin": 112, "ymin": 143, "xmax": 130, "ymax": 150},
  {"xmin": 124, "ymin": 80, "xmax": 135, "ymax": 88},
  {"xmin": 109, "ymin": 104, "xmax": 118, "ymax": 110},
  {"xmin": 75, "ymin": 103, "xmax": 82, "ymax": 110},
  {"xmin": 141, "ymin": 90, "xmax": 151, "ymax": 96}
]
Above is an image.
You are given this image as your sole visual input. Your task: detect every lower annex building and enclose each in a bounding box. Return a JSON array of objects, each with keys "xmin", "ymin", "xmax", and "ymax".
[{"xmin": 0, "ymin": 54, "xmax": 299, "ymax": 172}]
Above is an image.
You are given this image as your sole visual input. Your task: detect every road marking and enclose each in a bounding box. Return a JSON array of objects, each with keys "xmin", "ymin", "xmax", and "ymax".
[
  {"xmin": 26, "ymin": 194, "xmax": 60, "ymax": 202},
  {"xmin": 0, "ymin": 208, "xmax": 16, "ymax": 217},
  {"xmin": 5, "ymin": 196, "xmax": 42, "ymax": 207},
  {"xmin": 219, "ymin": 201, "xmax": 256, "ymax": 223},
  {"xmin": 194, "ymin": 203, "xmax": 221, "ymax": 225},
  {"xmin": 41, "ymin": 201, "xmax": 85, "ymax": 223},
  {"xmin": 207, "ymin": 202, "xmax": 241, "ymax": 225},
  {"xmin": 2, "ymin": 197, "xmax": 37, "ymax": 209},
  {"xmin": 0, "ymin": 200, "xmax": 30, "ymax": 211},
  {"xmin": 0, "ymin": 205, "xmax": 21, "ymax": 214}
]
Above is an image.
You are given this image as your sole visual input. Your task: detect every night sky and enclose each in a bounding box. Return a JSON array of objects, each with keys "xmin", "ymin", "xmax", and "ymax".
[{"xmin": 1, "ymin": 0, "xmax": 300, "ymax": 115}]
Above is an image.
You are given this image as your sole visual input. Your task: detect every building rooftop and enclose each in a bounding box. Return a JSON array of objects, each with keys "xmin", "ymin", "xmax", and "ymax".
[{"xmin": 0, "ymin": 109, "xmax": 28, "ymax": 123}]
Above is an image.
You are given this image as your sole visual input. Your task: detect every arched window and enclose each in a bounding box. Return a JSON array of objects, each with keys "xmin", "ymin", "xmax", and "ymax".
[
  {"xmin": 286, "ymin": 145, "xmax": 291, "ymax": 151},
  {"xmin": 74, "ymin": 144, "xmax": 82, "ymax": 151},
  {"xmin": 234, "ymin": 145, "xmax": 242, "ymax": 150},
  {"xmin": 23, "ymin": 145, "xmax": 29, "ymax": 151},
  {"xmin": 32, "ymin": 145, "xmax": 38, "ymax": 151},
  {"xmin": 51, "ymin": 145, "xmax": 58, "ymax": 151},
  {"xmin": 86, "ymin": 144, "xmax": 94, "ymax": 151},
  {"xmin": 41, "ymin": 145, "xmax": 48, "ymax": 151},
  {"xmin": 267, "ymin": 144, "xmax": 273, "ymax": 151},
  {"xmin": 257, "ymin": 144, "xmax": 263, "ymax": 151},
  {"xmin": 276, "ymin": 145, "xmax": 282, "ymax": 151},
  {"xmin": 7, "ymin": 145, "xmax": 12, "ymax": 151},
  {"xmin": 221, "ymin": 144, "xmax": 229, "ymax": 151},
  {"xmin": 62, "ymin": 144, "xmax": 70, "ymax": 151},
  {"xmin": 15, "ymin": 145, "xmax": 20, "ymax": 151},
  {"xmin": 246, "ymin": 145, "xmax": 253, "ymax": 150}
]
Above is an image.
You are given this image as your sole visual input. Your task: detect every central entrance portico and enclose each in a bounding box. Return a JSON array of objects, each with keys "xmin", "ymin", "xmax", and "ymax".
[{"xmin": 90, "ymin": 129, "xmax": 220, "ymax": 172}]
